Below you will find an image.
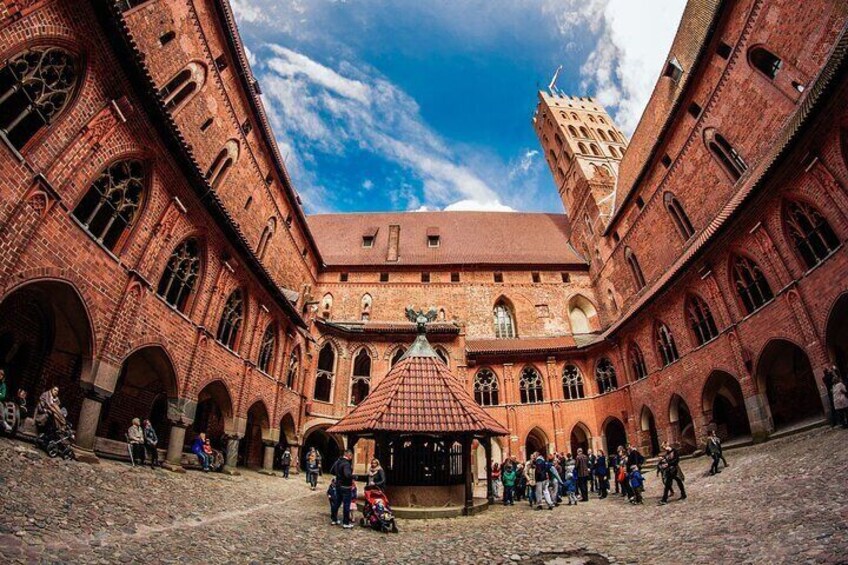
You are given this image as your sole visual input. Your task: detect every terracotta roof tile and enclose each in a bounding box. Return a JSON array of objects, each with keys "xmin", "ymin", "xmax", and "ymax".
[
  {"xmin": 316, "ymin": 319, "xmax": 460, "ymax": 335},
  {"xmin": 328, "ymin": 336, "xmax": 508, "ymax": 436},
  {"xmin": 465, "ymin": 336, "xmax": 578, "ymax": 356},
  {"xmin": 307, "ymin": 212, "xmax": 585, "ymax": 267}
]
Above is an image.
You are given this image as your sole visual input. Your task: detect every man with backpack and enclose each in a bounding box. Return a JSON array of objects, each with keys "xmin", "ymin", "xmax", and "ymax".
[
  {"xmin": 533, "ymin": 454, "xmax": 554, "ymax": 510},
  {"xmin": 575, "ymin": 448, "xmax": 590, "ymax": 502},
  {"xmin": 329, "ymin": 449, "xmax": 355, "ymax": 528}
]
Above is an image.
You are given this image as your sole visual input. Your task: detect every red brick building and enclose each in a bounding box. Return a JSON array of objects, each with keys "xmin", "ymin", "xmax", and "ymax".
[{"xmin": 0, "ymin": 0, "xmax": 846, "ymax": 473}]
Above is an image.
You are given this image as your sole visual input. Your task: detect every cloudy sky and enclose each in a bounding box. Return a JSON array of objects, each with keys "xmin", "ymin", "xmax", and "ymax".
[{"xmin": 232, "ymin": 0, "xmax": 687, "ymax": 213}]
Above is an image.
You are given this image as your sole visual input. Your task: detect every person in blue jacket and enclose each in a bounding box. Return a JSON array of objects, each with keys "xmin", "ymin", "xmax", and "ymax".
[
  {"xmin": 191, "ymin": 432, "xmax": 211, "ymax": 471},
  {"xmin": 594, "ymin": 449, "xmax": 609, "ymax": 499}
]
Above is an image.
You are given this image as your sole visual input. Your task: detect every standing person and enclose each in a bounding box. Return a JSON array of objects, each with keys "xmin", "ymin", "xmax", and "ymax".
[
  {"xmin": 142, "ymin": 419, "xmax": 158, "ymax": 469},
  {"xmin": 564, "ymin": 460, "xmax": 578, "ymax": 505},
  {"xmin": 575, "ymin": 448, "xmax": 590, "ymax": 502},
  {"xmin": 832, "ymin": 377, "xmax": 848, "ymax": 428},
  {"xmin": 514, "ymin": 463, "xmax": 526, "ymax": 502},
  {"xmin": 546, "ymin": 454, "xmax": 562, "ymax": 506},
  {"xmin": 367, "ymin": 458, "xmax": 386, "ymax": 490},
  {"xmin": 280, "ymin": 448, "xmax": 292, "ymax": 479},
  {"xmin": 525, "ymin": 458, "xmax": 537, "ymax": 507},
  {"xmin": 191, "ymin": 432, "xmax": 211, "ymax": 471},
  {"xmin": 306, "ymin": 452, "xmax": 320, "ymax": 490},
  {"xmin": 329, "ymin": 449, "xmax": 355, "ymax": 529},
  {"xmin": 659, "ymin": 445, "xmax": 687, "ymax": 505},
  {"xmin": 594, "ymin": 449, "xmax": 608, "ymax": 499},
  {"xmin": 616, "ymin": 447, "xmax": 629, "ymax": 498},
  {"xmin": 533, "ymin": 454, "xmax": 554, "ymax": 510},
  {"xmin": 491, "ymin": 462, "xmax": 502, "ymax": 500},
  {"xmin": 824, "ymin": 367, "xmax": 838, "ymax": 427},
  {"xmin": 327, "ymin": 478, "xmax": 339, "ymax": 524},
  {"xmin": 587, "ymin": 449, "xmax": 597, "ymax": 493},
  {"xmin": 501, "ymin": 462, "xmax": 516, "ymax": 506},
  {"xmin": 629, "ymin": 465, "xmax": 645, "ymax": 505},
  {"xmin": 626, "ymin": 443, "xmax": 644, "ymax": 471},
  {"xmin": 706, "ymin": 430, "xmax": 723, "ymax": 475},
  {"xmin": 0, "ymin": 369, "xmax": 12, "ymax": 433},
  {"xmin": 127, "ymin": 418, "xmax": 145, "ymax": 466}
]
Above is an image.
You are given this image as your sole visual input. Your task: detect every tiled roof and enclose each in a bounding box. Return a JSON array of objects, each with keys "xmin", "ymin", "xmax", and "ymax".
[
  {"xmin": 607, "ymin": 0, "xmax": 723, "ymax": 229},
  {"xmin": 307, "ymin": 212, "xmax": 586, "ymax": 267},
  {"xmin": 316, "ymin": 319, "xmax": 460, "ymax": 335},
  {"xmin": 465, "ymin": 336, "xmax": 578, "ymax": 356},
  {"xmin": 327, "ymin": 335, "xmax": 508, "ymax": 436}
]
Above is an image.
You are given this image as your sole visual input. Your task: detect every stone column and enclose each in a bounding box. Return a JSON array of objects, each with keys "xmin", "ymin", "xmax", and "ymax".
[
  {"xmin": 483, "ymin": 437, "xmax": 494, "ymax": 505},
  {"xmin": 163, "ymin": 423, "xmax": 188, "ymax": 473},
  {"xmin": 74, "ymin": 392, "xmax": 107, "ymax": 464},
  {"xmin": 745, "ymin": 393, "xmax": 772, "ymax": 443},
  {"xmin": 259, "ymin": 440, "xmax": 276, "ymax": 475},
  {"xmin": 289, "ymin": 444, "xmax": 301, "ymax": 474},
  {"xmin": 223, "ymin": 434, "xmax": 242, "ymax": 475}
]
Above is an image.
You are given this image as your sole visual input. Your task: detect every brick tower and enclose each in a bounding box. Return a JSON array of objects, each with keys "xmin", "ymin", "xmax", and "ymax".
[{"xmin": 533, "ymin": 92, "xmax": 627, "ymax": 259}]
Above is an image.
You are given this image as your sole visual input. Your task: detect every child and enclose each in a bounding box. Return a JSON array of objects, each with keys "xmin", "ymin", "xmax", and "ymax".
[
  {"xmin": 564, "ymin": 464, "xmax": 578, "ymax": 505},
  {"xmin": 629, "ymin": 465, "xmax": 644, "ymax": 505},
  {"xmin": 327, "ymin": 478, "xmax": 339, "ymax": 524}
]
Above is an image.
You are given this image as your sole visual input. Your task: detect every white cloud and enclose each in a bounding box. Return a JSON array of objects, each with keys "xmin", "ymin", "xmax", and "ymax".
[
  {"xmin": 362, "ymin": 179, "xmax": 374, "ymax": 190},
  {"xmin": 509, "ymin": 149, "xmax": 539, "ymax": 180},
  {"xmin": 443, "ymin": 199, "xmax": 515, "ymax": 212}
]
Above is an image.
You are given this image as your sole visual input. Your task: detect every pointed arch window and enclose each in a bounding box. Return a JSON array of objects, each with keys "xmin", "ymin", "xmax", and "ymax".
[
  {"xmin": 493, "ymin": 300, "xmax": 516, "ymax": 338},
  {"xmin": 257, "ymin": 324, "xmax": 276, "ymax": 373},
  {"xmin": 206, "ymin": 140, "xmax": 239, "ymax": 189},
  {"xmin": 590, "ymin": 143, "xmax": 601, "ymax": 156},
  {"xmin": 0, "ymin": 46, "xmax": 81, "ymax": 151},
  {"xmin": 608, "ymin": 146, "xmax": 618, "ymax": 158},
  {"xmin": 749, "ymin": 46, "xmax": 782, "ymax": 80},
  {"xmin": 160, "ymin": 62, "xmax": 205, "ymax": 113},
  {"xmin": 686, "ymin": 295, "xmax": 719, "ymax": 346},
  {"xmin": 579, "ymin": 126, "xmax": 590, "ymax": 138},
  {"xmin": 597, "ymin": 129, "xmax": 608, "ymax": 141},
  {"xmin": 784, "ymin": 200, "xmax": 839, "ymax": 269},
  {"xmin": 157, "ymin": 238, "xmax": 201, "ymax": 312},
  {"xmin": 314, "ymin": 343, "xmax": 335, "ymax": 402},
  {"xmin": 285, "ymin": 347, "xmax": 300, "ymax": 389},
  {"xmin": 608, "ymin": 129, "xmax": 618, "ymax": 142},
  {"xmin": 350, "ymin": 349, "xmax": 371, "ymax": 405},
  {"xmin": 656, "ymin": 322, "xmax": 679, "ymax": 366},
  {"xmin": 595, "ymin": 358, "xmax": 618, "ymax": 393},
  {"xmin": 664, "ymin": 193, "xmax": 694, "ymax": 240},
  {"xmin": 73, "ymin": 159, "xmax": 145, "ymax": 251},
  {"xmin": 390, "ymin": 346, "xmax": 406, "ymax": 367},
  {"xmin": 474, "ymin": 369, "xmax": 499, "ymax": 406},
  {"xmin": 705, "ymin": 129, "xmax": 747, "ymax": 181},
  {"xmin": 732, "ymin": 255, "xmax": 773, "ymax": 314},
  {"xmin": 435, "ymin": 347, "xmax": 449, "ymax": 365},
  {"xmin": 519, "ymin": 367, "xmax": 544, "ymax": 404},
  {"xmin": 256, "ymin": 217, "xmax": 276, "ymax": 259},
  {"xmin": 568, "ymin": 125, "xmax": 578, "ymax": 137},
  {"xmin": 625, "ymin": 247, "xmax": 646, "ymax": 290},
  {"xmin": 216, "ymin": 290, "xmax": 244, "ymax": 350},
  {"xmin": 578, "ymin": 142, "xmax": 588, "ymax": 154},
  {"xmin": 562, "ymin": 364, "xmax": 585, "ymax": 399},
  {"xmin": 629, "ymin": 343, "xmax": 648, "ymax": 380}
]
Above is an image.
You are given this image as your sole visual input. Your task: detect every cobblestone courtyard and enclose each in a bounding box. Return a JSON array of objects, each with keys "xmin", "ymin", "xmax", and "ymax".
[{"xmin": 1, "ymin": 427, "xmax": 846, "ymax": 564}]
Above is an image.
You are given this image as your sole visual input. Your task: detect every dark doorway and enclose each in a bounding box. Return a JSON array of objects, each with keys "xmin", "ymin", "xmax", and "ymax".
[
  {"xmin": 273, "ymin": 413, "xmax": 297, "ymax": 471},
  {"xmin": 569, "ymin": 423, "xmax": 591, "ymax": 455},
  {"xmin": 603, "ymin": 417, "xmax": 627, "ymax": 455},
  {"xmin": 703, "ymin": 371, "xmax": 751, "ymax": 440},
  {"xmin": 302, "ymin": 426, "xmax": 341, "ymax": 472},
  {"xmin": 189, "ymin": 381, "xmax": 233, "ymax": 452},
  {"xmin": 239, "ymin": 402, "xmax": 269, "ymax": 468},
  {"xmin": 640, "ymin": 407, "xmax": 660, "ymax": 457},
  {"xmin": 525, "ymin": 427, "xmax": 548, "ymax": 459},
  {"xmin": 826, "ymin": 293, "xmax": 848, "ymax": 380},
  {"xmin": 670, "ymin": 395, "xmax": 696, "ymax": 454},
  {"xmin": 757, "ymin": 339, "xmax": 823, "ymax": 429}
]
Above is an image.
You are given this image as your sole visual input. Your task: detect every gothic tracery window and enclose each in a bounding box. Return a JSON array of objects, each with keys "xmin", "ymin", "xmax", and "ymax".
[
  {"xmin": 257, "ymin": 324, "xmax": 276, "ymax": 373},
  {"xmin": 656, "ymin": 322, "xmax": 680, "ymax": 366},
  {"xmin": 732, "ymin": 255, "xmax": 774, "ymax": 314},
  {"xmin": 595, "ymin": 358, "xmax": 618, "ymax": 393},
  {"xmin": 350, "ymin": 348, "xmax": 371, "ymax": 405},
  {"xmin": 686, "ymin": 295, "xmax": 719, "ymax": 346},
  {"xmin": 493, "ymin": 300, "xmax": 516, "ymax": 338},
  {"xmin": 519, "ymin": 366, "xmax": 544, "ymax": 404},
  {"xmin": 474, "ymin": 368, "xmax": 499, "ymax": 406},
  {"xmin": 0, "ymin": 46, "xmax": 81, "ymax": 151},
  {"xmin": 314, "ymin": 343, "xmax": 335, "ymax": 402},
  {"xmin": 216, "ymin": 290, "xmax": 244, "ymax": 350},
  {"xmin": 157, "ymin": 238, "xmax": 201, "ymax": 313},
  {"xmin": 73, "ymin": 159, "xmax": 145, "ymax": 251},
  {"xmin": 629, "ymin": 343, "xmax": 648, "ymax": 380},
  {"xmin": 784, "ymin": 200, "xmax": 839, "ymax": 270},
  {"xmin": 562, "ymin": 364, "xmax": 585, "ymax": 400}
]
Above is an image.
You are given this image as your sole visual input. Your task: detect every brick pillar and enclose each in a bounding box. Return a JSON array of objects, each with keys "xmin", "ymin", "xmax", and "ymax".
[
  {"xmin": 164, "ymin": 423, "xmax": 188, "ymax": 472},
  {"xmin": 224, "ymin": 435, "xmax": 241, "ymax": 475},
  {"xmin": 260, "ymin": 441, "xmax": 276, "ymax": 475}
]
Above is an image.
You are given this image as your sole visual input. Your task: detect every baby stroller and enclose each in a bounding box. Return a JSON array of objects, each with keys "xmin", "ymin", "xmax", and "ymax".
[
  {"xmin": 359, "ymin": 487, "xmax": 399, "ymax": 533},
  {"xmin": 35, "ymin": 407, "xmax": 76, "ymax": 460}
]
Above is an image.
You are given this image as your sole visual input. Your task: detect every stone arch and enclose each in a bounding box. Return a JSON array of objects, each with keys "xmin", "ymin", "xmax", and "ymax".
[
  {"xmin": 601, "ymin": 416, "xmax": 627, "ymax": 455},
  {"xmin": 701, "ymin": 370, "xmax": 751, "ymax": 440},
  {"xmin": 825, "ymin": 292, "xmax": 848, "ymax": 377},
  {"xmin": 386, "ymin": 343, "xmax": 408, "ymax": 367},
  {"xmin": 240, "ymin": 399, "xmax": 271, "ymax": 468},
  {"xmin": 524, "ymin": 426, "xmax": 549, "ymax": 459},
  {"xmin": 569, "ymin": 421, "xmax": 592, "ymax": 455},
  {"xmin": 639, "ymin": 406, "xmax": 660, "ymax": 456},
  {"xmin": 272, "ymin": 412, "xmax": 297, "ymax": 471},
  {"xmin": 0, "ymin": 278, "xmax": 95, "ymax": 427},
  {"xmin": 493, "ymin": 295, "xmax": 518, "ymax": 338},
  {"xmin": 301, "ymin": 423, "xmax": 344, "ymax": 472},
  {"xmin": 755, "ymin": 338, "xmax": 823, "ymax": 430},
  {"xmin": 474, "ymin": 436, "xmax": 504, "ymax": 480},
  {"xmin": 567, "ymin": 294, "xmax": 600, "ymax": 334},
  {"xmin": 668, "ymin": 394, "xmax": 696, "ymax": 454},
  {"xmin": 189, "ymin": 379, "xmax": 235, "ymax": 451},
  {"xmin": 97, "ymin": 344, "xmax": 179, "ymax": 452}
]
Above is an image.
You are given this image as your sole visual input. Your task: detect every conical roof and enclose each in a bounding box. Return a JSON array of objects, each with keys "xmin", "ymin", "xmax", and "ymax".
[{"xmin": 327, "ymin": 333, "xmax": 508, "ymax": 436}]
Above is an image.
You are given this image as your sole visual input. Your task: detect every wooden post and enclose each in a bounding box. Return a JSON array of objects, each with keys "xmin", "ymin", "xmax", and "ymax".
[
  {"xmin": 484, "ymin": 436, "xmax": 494, "ymax": 504},
  {"xmin": 462, "ymin": 434, "xmax": 473, "ymax": 514}
]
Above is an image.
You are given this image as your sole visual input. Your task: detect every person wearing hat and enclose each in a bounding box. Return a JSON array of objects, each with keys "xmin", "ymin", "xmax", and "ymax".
[
  {"xmin": 127, "ymin": 417, "xmax": 145, "ymax": 466},
  {"xmin": 659, "ymin": 444, "xmax": 686, "ymax": 505}
]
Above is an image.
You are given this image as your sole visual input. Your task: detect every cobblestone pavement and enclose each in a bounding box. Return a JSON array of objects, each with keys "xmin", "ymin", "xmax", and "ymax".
[{"xmin": 1, "ymin": 427, "xmax": 847, "ymax": 564}]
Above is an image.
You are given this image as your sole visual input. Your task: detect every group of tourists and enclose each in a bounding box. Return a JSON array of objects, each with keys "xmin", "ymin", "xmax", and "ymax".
[{"xmin": 325, "ymin": 451, "xmax": 388, "ymax": 529}]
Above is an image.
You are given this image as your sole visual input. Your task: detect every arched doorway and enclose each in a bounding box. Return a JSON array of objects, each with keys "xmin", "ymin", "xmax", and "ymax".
[
  {"xmin": 757, "ymin": 339, "xmax": 823, "ymax": 430},
  {"xmin": 603, "ymin": 417, "xmax": 627, "ymax": 455},
  {"xmin": 189, "ymin": 380, "xmax": 233, "ymax": 452},
  {"xmin": 569, "ymin": 423, "xmax": 591, "ymax": 455},
  {"xmin": 0, "ymin": 280, "xmax": 94, "ymax": 426},
  {"xmin": 473, "ymin": 437, "xmax": 503, "ymax": 480},
  {"xmin": 525, "ymin": 427, "xmax": 548, "ymax": 459},
  {"xmin": 826, "ymin": 293, "xmax": 848, "ymax": 379},
  {"xmin": 702, "ymin": 370, "xmax": 751, "ymax": 440},
  {"xmin": 301, "ymin": 425, "xmax": 342, "ymax": 472},
  {"xmin": 669, "ymin": 395, "xmax": 696, "ymax": 454},
  {"xmin": 273, "ymin": 412, "xmax": 297, "ymax": 471},
  {"xmin": 640, "ymin": 407, "xmax": 660, "ymax": 456},
  {"xmin": 97, "ymin": 346, "xmax": 178, "ymax": 448},
  {"xmin": 239, "ymin": 401, "xmax": 270, "ymax": 468}
]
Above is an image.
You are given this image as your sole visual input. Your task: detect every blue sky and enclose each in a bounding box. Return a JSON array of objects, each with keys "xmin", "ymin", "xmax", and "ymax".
[{"xmin": 232, "ymin": 0, "xmax": 687, "ymax": 213}]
